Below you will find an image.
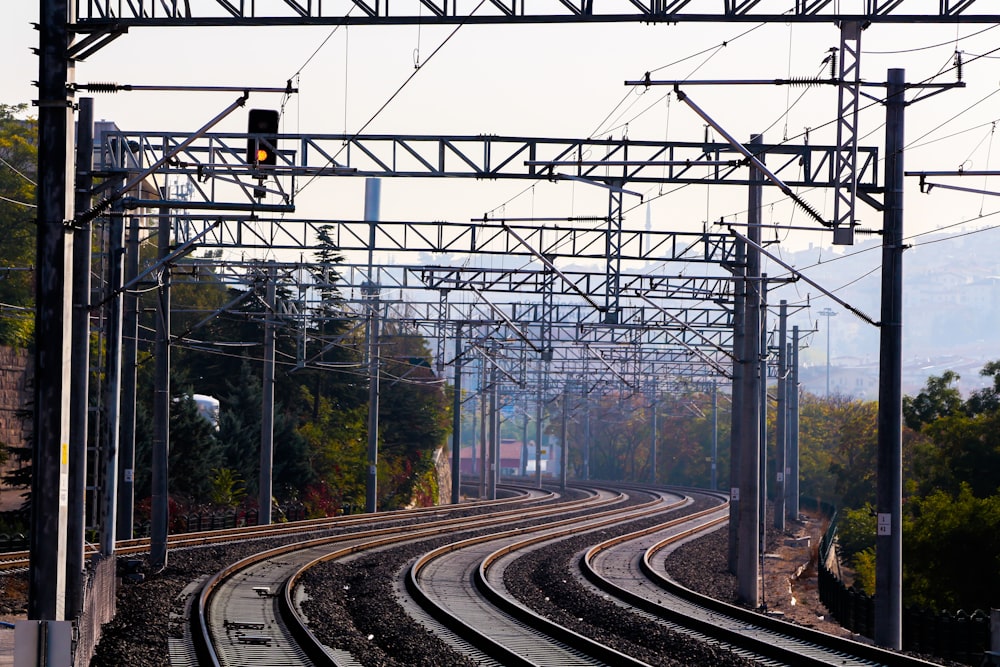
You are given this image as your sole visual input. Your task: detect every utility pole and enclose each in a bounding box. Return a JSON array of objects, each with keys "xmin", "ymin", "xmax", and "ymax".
[
  {"xmin": 582, "ymin": 390, "xmax": 591, "ymax": 481},
  {"xmin": 259, "ymin": 263, "xmax": 276, "ymax": 524},
  {"xmin": 534, "ymin": 368, "xmax": 544, "ymax": 489},
  {"xmin": 711, "ymin": 380, "xmax": 718, "ymax": 491},
  {"xmin": 488, "ymin": 348, "xmax": 498, "ymax": 500},
  {"xmin": 101, "ymin": 176, "xmax": 125, "ymax": 558},
  {"xmin": 364, "ymin": 291, "xmax": 380, "ymax": 514},
  {"xmin": 737, "ymin": 134, "xmax": 763, "ymax": 608},
  {"xmin": 479, "ymin": 357, "xmax": 488, "ymax": 499},
  {"xmin": 774, "ymin": 300, "xmax": 788, "ymax": 532},
  {"xmin": 787, "ymin": 326, "xmax": 801, "ymax": 522},
  {"xmin": 68, "ymin": 97, "xmax": 94, "ymax": 618},
  {"xmin": 819, "ymin": 307, "xmax": 837, "ymax": 396},
  {"xmin": 117, "ymin": 212, "xmax": 140, "ymax": 541},
  {"xmin": 728, "ymin": 237, "xmax": 746, "ymax": 574},
  {"xmin": 759, "ymin": 276, "xmax": 768, "ymax": 544},
  {"xmin": 364, "ymin": 179, "xmax": 381, "ymax": 514},
  {"xmin": 559, "ymin": 385, "xmax": 569, "ymax": 490},
  {"xmin": 150, "ymin": 206, "xmax": 171, "ymax": 571},
  {"xmin": 30, "ymin": 0, "xmax": 75, "ymax": 621},
  {"xmin": 450, "ymin": 324, "xmax": 463, "ymax": 504},
  {"xmin": 875, "ymin": 67, "xmax": 906, "ymax": 650},
  {"xmin": 649, "ymin": 382, "xmax": 658, "ymax": 485}
]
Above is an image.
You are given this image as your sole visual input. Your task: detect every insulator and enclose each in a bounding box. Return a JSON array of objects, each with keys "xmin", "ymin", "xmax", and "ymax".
[
  {"xmin": 794, "ymin": 197, "xmax": 824, "ymax": 224},
  {"xmin": 86, "ymin": 82, "xmax": 119, "ymax": 93},
  {"xmin": 828, "ymin": 48, "xmax": 838, "ymax": 80},
  {"xmin": 854, "ymin": 227, "xmax": 881, "ymax": 236},
  {"xmin": 787, "ymin": 77, "xmax": 822, "ymax": 87},
  {"xmin": 954, "ymin": 51, "xmax": 963, "ymax": 83}
]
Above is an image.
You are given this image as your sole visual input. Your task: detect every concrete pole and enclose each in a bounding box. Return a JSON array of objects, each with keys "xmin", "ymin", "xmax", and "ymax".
[
  {"xmin": 649, "ymin": 392, "xmax": 658, "ymax": 485},
  {"xmin": 775, "ymin": 300, "xmax": 788, "ymax": 532},
  {"xmin": 450, "ymin": 325, "xmax": 463, "ymax": 504},
  {"xmin": 875, "ymin": 68, "xmax": 906, "ymax": 650},
  {"xmin": 711, "ymin": 380, "xmax": 718, "ymax": 491},
  {"xmin": 364, "ymin": 296, "xmax": 380, "ymax": 513},
  {"xmin": 149, "ymin": 207, "xmax": 171, "ymax": 571},
  {"xmin": 100, "ymin": 188, "xmax": 125, "ymax": 557},
  {"xmin": 534, "ymin": 378, "xmax": 544, "ymax": 489},
  {"xmin": 117, "ymin": 213, "xmax": 140, "ymax": 541},
  {"xmin": 787, "ymin": 327, "xmax": 801, "ymax": 521},
  {"xmin": 364, "ymin": 179, "xmax": 381, "ymax": 514},
  {"xmin": 737, "ymin": 134, "xmax": 763, "ymax": 608},
  {"xmin": 758, "ymin": 276, "xmax": 768, "ymax": 539},
  {"xmin": 728, "ymin": 238, "xmax": 746, "ymax": 574},
  {"xmin": 559, "ymin": 386, "xmax": 569, "ymax": 490},
  {"xmin": 488, "ymin": 356, "xmax": 498, "ymax": 500},
  {"xmin": 258, "ymin": 264, "xmax": 276, "ymax": 524},
  {"xmin": 583, "ymin": 395, "xmax": 591, "ymax": 481},
  {"xmin": 479, "ymin": 357, "xmax": 488, "ymax": 499},
  {"xmin": 30, "ymin": 0, "xmax": 75, "ymax": 620},
  {"xmin": 68, "ymin": 97, "xmax": 94, "ymax": 618}
]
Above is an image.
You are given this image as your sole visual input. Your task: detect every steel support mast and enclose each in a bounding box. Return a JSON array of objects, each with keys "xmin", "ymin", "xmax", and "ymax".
[{"xmin": 875, "ymin": 68, "xmax": 906, "ymax": 651}]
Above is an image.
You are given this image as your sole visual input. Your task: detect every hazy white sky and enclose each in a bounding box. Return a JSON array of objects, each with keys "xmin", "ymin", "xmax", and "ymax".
[{"xmin": 4, "ymin": 5, "xmax": 1000, "ymax": 363}]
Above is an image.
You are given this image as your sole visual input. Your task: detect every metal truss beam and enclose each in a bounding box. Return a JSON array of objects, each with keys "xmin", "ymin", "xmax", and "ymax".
[
  {"xmin": 96, "ymin": 131, "xmax": 881, "ymax": 212},
  {"xmin": 74, "ymin": 0, "xmax": 1000, "ymax": 28},
  {"xmin": 171, "ymin": 259, "xmax": 736, "ymax": 324},
  {"xmin": 412, "ymin": 264, "xmax": 735, "ymax": 302},
  {"xmin": 833, "ymin": 21, "xmax": 863, "ymax": 245}
]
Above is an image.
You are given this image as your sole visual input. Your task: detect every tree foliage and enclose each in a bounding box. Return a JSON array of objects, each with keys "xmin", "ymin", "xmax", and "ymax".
[
  {"xmin": 903, "ymin": 370, "xmax": 963, "ymax": 430},
  {"xmin": 901, "ymin": 484, "xmax": 1000, "ymax": 610},
  {"xmin": 0, "ymin": 104, "xmax": 37, "ymax": 347}
]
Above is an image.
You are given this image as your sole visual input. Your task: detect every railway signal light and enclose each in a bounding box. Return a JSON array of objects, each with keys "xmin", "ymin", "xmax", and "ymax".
[{"xmin": 247, "ymin": 109, "xmax": 279, "ymax": 166}]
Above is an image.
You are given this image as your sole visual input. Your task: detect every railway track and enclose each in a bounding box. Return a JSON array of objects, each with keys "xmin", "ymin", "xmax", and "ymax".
[
  {"xmin": 152, "ymin": 482, "xmax": 944, "ymax": 666},
  {"xmin": 404, "ymin": 486, "xmax": 680, "ymax": 666},
  {"xmin": 580, "ymin": 490, "xmax": 942, "ymax": 667},
  {"xmin": 0, "ymin": 484, "xmax": 541, "ymax": 572},
  {"xmin": 189, "ymin": 484, "xmax": 613, "ymax": 665}
]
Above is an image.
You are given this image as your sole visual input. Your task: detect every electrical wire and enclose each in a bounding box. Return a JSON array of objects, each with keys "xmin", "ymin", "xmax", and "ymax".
[
  {"xmin": 862, "ymin": 24, "xmax": 1000, "ymax": 55},
  {"xmin": 0, "ymin": 155, "xmax": 35, "ymax": 187},
  {"xmin": 0, "ymin": 194, "xmax": 35, "ymax": 208},
  {"xmin": 490, "ymin": 22, "xmax": 769, "ymax": 215},
  {"xmin": 295, "ymin": 0, "xmax": 488, "ymax": 198}
]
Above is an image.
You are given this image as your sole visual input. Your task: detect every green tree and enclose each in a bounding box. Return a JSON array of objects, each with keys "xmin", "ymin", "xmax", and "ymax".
[
  {"xmin": 0, "ymin": 104, "xmax": 37, "ymax": 347},
  {"xmin": 902, "ymin": 484, "xmax": 1000, "ymax": 610},
  {"xmin": 209, "ymin": 467, "xmax": 247, "ymax": 508},
  {"xmin": 903, "ymin": 370, "xmax": 963, "ymax": 430},
  {"xmin": 377, "ymin": 331, "xmax": 450, "ymax": 508},
  {"xmin": 966, "ymin": 360, "xmax": 1000, "ymax": 416},
  {"xmin": 920, "ymin": 411, "xmax": 1000, "ymax": 498},
  {"xmin": 297, "ymin": 387, "xmax": 367, "ymax": 515}
]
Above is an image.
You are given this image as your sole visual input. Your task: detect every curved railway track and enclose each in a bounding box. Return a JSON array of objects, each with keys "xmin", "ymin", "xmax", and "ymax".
[
  {"xmin": 0, "ymin": 485, "xmax": 539, "ymax": 572},
  {"xmin": 579, "ymin": 490, "xmax": 941, "ymax": 667},
  {"xmin": 190, "ymin": 484, "xmax": 609, "ymax": 665},
  {"xmin": 404, "ymin": 486, "xmax": 679, "ymax": 666},
  {"xmin": 147, "ymin": 483, "xmax": 943, "ymax": 666}
]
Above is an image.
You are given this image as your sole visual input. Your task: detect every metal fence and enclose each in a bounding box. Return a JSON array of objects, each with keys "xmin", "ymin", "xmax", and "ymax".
[
  {"xmin": 74, "ymin": 555, "xmax": 117, "ymax": 667},
  {"xmin": 818, "ymin": 519, "xmax": 991, "ymax": 665}
]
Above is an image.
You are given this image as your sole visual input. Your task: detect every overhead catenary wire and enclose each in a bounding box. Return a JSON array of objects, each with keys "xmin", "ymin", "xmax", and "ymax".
[
  {"xmin": 0, "ymin": 154, "xmax": 36, "ymax": 187},
  {"xmin": 0, "ymin": 194, "xmax": 35, "ymax": 208},
  {"xmin": 295, "ymin": 0, "xmax": 489, "ymax": 199}
]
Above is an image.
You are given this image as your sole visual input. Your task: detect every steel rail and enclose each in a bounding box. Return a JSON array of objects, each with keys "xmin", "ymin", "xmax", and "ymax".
[
  {"xmin": 0, "ymin": 484, "xmax": 542, "ymax": 571},
  {"xmin": 578, "ymin": 493, "xmax": 942, "ymax": 667},
  {"xmin": 192, "ymin": 485, "xmax": 611, "ymax": 665}
]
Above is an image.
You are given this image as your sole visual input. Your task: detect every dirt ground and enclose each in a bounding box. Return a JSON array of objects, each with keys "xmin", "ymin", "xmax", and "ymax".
[{"xmin": 759, "ymin": 511, "xmax": 860, "ymax": 640}]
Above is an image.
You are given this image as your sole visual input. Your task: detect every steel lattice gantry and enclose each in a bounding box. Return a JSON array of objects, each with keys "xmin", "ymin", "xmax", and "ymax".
[
  {"xmin": 73, "ymin": 0, "xmax": 1000, "ymax": 29},
  {"xmin": 95, "ymin": 132, "xmax": 880, "ymax": 211}
]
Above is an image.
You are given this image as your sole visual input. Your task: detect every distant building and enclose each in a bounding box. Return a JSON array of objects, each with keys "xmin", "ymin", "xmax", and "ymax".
[{"xmin": 460, "ymin": 438, "xmax": 552, "ymax": 476}]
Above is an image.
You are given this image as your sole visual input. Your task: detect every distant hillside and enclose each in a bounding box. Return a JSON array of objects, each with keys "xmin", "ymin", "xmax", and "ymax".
[{"xmin": 778, "ymin": 230, "xmax": 1000, "ymax": 397}]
